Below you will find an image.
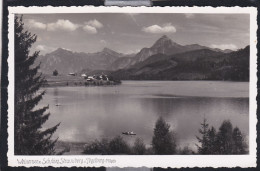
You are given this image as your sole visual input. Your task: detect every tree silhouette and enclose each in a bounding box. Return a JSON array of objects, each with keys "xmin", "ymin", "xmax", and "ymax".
[
  {"xmin": 82, "ymin": 139, "xmax": 110, "ymax": 155},
  {"xmin": 208, "ymin": 126, "xmax": 217, "ymax": 154},
  {"xmin": 232, "ymin": 127, "xmax": 247, "ymax": 154},
  {"xmin": 196, "ymin": 118, "xmax": 210, "ymax": 154},
  {"xmin": 15, "ymin": 15, "xmax": 60, "ymax": 155},
  {"xmin": 215, "ymin": 120, "xmax": 233, "ymax": 154},
  {"xmin": 195, "ymin": 119, "xmax": 248, "ymax": 155},
  {"xmin": 152, "ymin": 116, "xmax": 176, "ymax": 154},
  {"xmin": 109, "ymin": 136, "xmax": 130, "ymax": 154},
  {"xmin": 133, "ymin": 138, "xmax": 146, "ymax": 155},
  {"xmin": 53, "ymin": 69, "xmax": 58, "ymax": 76}
]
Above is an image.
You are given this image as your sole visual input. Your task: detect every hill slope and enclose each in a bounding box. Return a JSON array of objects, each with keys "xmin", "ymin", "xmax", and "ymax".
[
  {"xmin": 110, "ymin": 35, "xmax": 233, "ymax": 69},
  {"xmin": 111, "ymin": 46, "xmax": 249, "ymax": 81}
]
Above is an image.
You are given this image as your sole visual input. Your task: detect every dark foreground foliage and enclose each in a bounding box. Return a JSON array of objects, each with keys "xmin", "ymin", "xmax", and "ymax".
[
  {"xmin": 152, "ymin": 116, "xmax": 177, "ymax": 154},
  {"xmin": 82, "ymin": 117, "xmax": 247, "ymax": 155},
  {"xmin": 15, "ymin": 15, "xmax": 60, "ymax": 155},
  {"xmin": 82, "ymin": 136, "xmax": 131, "ymax": 155},
  {"xmin": 196, "ymin": 119, "xmax": 248, "ymax": 154},
  {"xmin": 83, "ymin": 117, "xmax": 178, "ymax": 155}
]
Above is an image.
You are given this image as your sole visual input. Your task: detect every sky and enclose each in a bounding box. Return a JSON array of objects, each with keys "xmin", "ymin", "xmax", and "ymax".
[{"xmin": 22, "ymin": 13, "xmax": 250, "ymax": 55}]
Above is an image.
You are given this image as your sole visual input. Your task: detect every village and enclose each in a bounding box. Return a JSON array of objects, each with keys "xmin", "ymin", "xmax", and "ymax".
[{"xmin": 44, "ymin": 71, "xmax": 121, "ymax": 87}]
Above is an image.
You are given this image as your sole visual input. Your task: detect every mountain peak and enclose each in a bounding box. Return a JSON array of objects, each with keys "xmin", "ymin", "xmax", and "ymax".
[
  {"xmin": 155, "ymin": 35, "xmax": 172, "ymax": 43},
  {"xmin": 102, "ymin": 47, "xmax": 114, "ymax": 53},
  {"xmin": 50, "ymin": 48, "xmax": 73, "ymax": 55},
  {"xmin": 101, "ymin": 47, "xmax": 118, "ymax": 55},
  {"xmin": 55, "ymin": 47, "xmax": 65, "ymax": 51},
  {"xmin": 100, "ymin": 47, "xmax": 123, "ymax": 57},
  {"xmin": 160, "ymin": 35, "xmax": 170, "ymax": 40},
  {"xmin": 56, "ymin": 47, "xmax": 71, "ymax": 52},
  {"xmin": 152, "ymin": 35, "xmax": 180, "ymax": 49}
]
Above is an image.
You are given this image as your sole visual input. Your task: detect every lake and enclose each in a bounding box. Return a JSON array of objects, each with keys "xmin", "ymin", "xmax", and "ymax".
[{"xmin": 41, "ymin": 81, "xmax": 249, "ymax": 152}]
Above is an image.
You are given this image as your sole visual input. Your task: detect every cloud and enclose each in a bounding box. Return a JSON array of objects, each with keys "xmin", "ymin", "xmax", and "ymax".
[
  {"xmin": 26, "ymin": 19, "xmax": 103, "ymax": 34},
  {"xmin": 142, "ymin": 23, "xmax": 176, "ymax": 34},
  {"xmin": 83, "ymin": 19, "xmax": 103, "ymax": 34},
  {"xmin": 47, "ymin": 20, "xmax": 79, "ymax": 31},
  {"xmin": 185, "ymin": 13, "xmax": 195, "ymax": 19},
  {"xmin": 82, "ymin": 25, "xmax": 97, "ymax": 34},
  {"xmin": 28, "ymin": 19, "xmax": 47, "ymax": 30},
  {"xmin": 210, "ymin": 44, "xmax": 238, "ymax": 50},
  {"xmin": 86, "ymin": 19, "xmax": 103, "ymax": 29},
  {"xmin": 35, "ymin": 45, "xmax": 56, "ymax": 54}
]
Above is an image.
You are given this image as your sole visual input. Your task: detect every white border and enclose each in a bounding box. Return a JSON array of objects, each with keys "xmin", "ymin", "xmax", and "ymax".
[{"xmin": 7, "ymin": 6, "xmax": 258, "ymax": 168}]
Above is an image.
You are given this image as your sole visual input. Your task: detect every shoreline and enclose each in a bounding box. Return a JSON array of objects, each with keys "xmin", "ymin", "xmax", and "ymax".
[
  {"xmin": 44, "ymin": 77, "xmax": 249, "ymax": 87},
  {"xmin": 44, "ymin": 75, "xmax": 121, "ymax": 87}
]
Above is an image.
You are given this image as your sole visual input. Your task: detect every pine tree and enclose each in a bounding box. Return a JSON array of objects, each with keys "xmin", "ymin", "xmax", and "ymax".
[
  {"xmin": 232, "ymin": 127, "xmax": 247, "ymax": 154},
  {"xmin": 215, "ymin": 120, "xmax": 233, "ymax": 154},
  {"xmin": 208, "ymin": 126, "xmax": 217, "ymax": 154},
  {"xmin": 196, "ymin": 118, "xmax": 210, "ymax": 154},
  {"xmin": 15, "ymin": 15, "xmax": 60, "ymax": 155},
  {"xmin": 133, "ymin": 137, "xmax": 146, "ymax": 155},
  {"xmin": 53, "ymin": 69, "xmax": 58, "ymax": 76},
  {"xmin": 152, "ymin": 116, "xmax": 176, "ymax": 154},
  {"xmin": 109, "ymin": 136, "xmax": 130, "ymax": 154}
]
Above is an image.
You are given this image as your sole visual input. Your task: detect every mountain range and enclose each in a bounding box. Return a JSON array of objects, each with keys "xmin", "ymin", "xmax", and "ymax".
[
  {"xmin": 36, "ymin": 47, "xmax": 124, "ymax": 74},
  {"xmin": 111, "ymin": 46, "xmax": 249, "ymax": 81},
  {"xmin": 36, "ymin": 35, "xmax": 249, "ymax": 81}
]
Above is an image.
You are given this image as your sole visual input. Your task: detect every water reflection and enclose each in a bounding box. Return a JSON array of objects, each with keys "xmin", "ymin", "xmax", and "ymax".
[
  {"xmin": 41, "ymin": 81, "xmax": 249, "ymax": 150},
  {"xmin": 53, "ymin": 87, "xmax": 59, "ymax": 105}
]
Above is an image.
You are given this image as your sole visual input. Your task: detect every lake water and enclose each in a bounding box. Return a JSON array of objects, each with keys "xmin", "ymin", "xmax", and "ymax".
[{"xmin": 41, "ymin": 81, "xmax": 249, "ymax": 151}]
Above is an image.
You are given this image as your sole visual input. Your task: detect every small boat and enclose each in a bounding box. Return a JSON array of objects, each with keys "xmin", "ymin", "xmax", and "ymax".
[
  {"xmin": 122, "ymin": 131, "xmax": 136, "ymax": 135},
  {"xmin": 55, "ymin": 104, "xmax": 61, "ymax": 106},
  {"xmin": 68, "ymin": 73, "xmax": 76, "ymax": 76}
]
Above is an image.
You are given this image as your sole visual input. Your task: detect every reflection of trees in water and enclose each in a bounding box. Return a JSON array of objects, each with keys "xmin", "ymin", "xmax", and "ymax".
[
  {"xmin": 140, "ymin": 98, "xmax": 175, "ymax": 118},
  {"xmin": 53, "ymin": 87, "xmax": 59, "ymax": 105},
  {"xmin": 140, "ymin": 97, "xmax": 204, "ymax": 118},
  {"xmin": 141, "ymin": 97, "xmax": 249, "ymax": 118}
]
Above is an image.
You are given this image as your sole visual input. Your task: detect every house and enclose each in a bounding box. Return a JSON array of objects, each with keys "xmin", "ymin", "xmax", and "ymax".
[
  {"xmin": 68, "ymin": 72, "xmax": 76, "ymax": 76},
  {"xmin": 84, "ymin": 74, "xmax": 110, "ymax": 82},
  {"xmin": 81, "ymin": 73, "xmax": 88, "ymax": 78}
]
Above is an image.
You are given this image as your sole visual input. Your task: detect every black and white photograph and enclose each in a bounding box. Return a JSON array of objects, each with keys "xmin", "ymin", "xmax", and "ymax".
[{"xmin": 7, "ymin": 6, "xmax": 257, "ymax": 167}]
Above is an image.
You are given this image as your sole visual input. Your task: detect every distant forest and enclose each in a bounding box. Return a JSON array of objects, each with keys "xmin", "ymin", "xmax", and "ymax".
[{"xmin": 111, "ymin": 47, "xmax": 249, "ymax": 81}]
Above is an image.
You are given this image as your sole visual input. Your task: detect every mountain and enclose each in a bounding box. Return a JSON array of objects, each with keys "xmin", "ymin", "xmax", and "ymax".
[
  {"xmin": 36, "ymin": 35, "xmax": 239, "ymax": 80},
  {"xmin": 185, "ymin": 44, "xmax": 209, "ymax": 51},
  {"xmin": 208, "ymin": 46, "xmax": 249, "ymax": 81},
  {"xmin": 110, "ymin": 35, "xmax": 233, "ymax": 69},
  {"xmin": 127, "ymin": 35, "xmax": 188, "ymax": 67},
  {"xmin": 109, "ymin": 57, "xmax": 133, "ymax": 70},
  {"xmin": 36, "ymin": 48, "xmax": 124, "ymax": 74},
  {"xmin": 111, "ymin": 46, "xmax": 249, "ymax": 81}
]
